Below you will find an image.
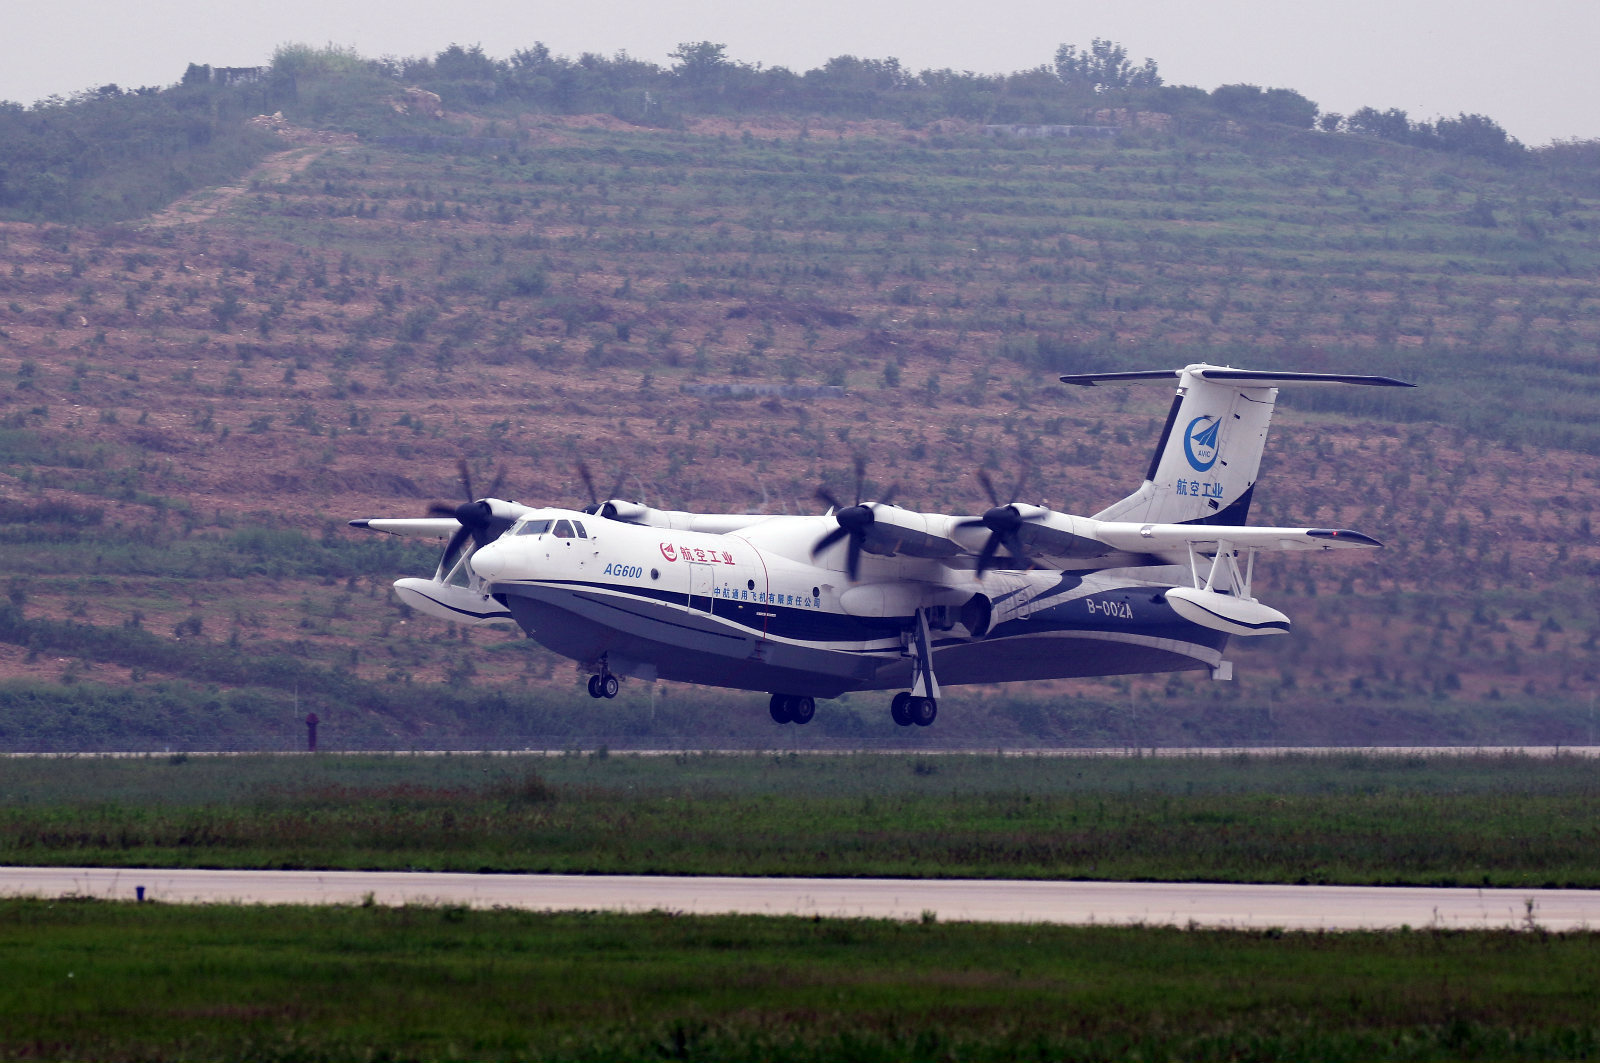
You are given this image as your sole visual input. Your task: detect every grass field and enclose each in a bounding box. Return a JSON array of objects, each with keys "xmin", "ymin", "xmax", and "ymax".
[
  {"xmin": 5, "ymin": 752, "xmax": 1599, "ymax": 886},
  {"xmin": 2, "ymin": 900, "xmax": 1597, "ymax": 1061}
]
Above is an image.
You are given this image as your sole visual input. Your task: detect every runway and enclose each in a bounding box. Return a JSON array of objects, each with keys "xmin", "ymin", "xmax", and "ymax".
[
  {"xmin": 3, "ymin": 867, "xmax": 1597, "ymax": 931},
  {"xmin": 8, "ymin": 746, "xmax": 1600, "ymax": 757}
]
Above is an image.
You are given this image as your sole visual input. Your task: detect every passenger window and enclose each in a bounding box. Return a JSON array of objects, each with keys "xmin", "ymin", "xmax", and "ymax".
[
  {"xmin": 553, "ymin": 520, "xmax": 574, "ymax": 538},
  {"xmin": 516, "ymin": 519, "xmax": 551, "ymax": 536}
]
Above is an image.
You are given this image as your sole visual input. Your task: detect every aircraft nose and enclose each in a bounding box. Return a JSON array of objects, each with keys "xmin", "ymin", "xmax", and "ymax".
[{"xmin": 469, "ymin": 540, "xmax": 511, "ymax": 581}]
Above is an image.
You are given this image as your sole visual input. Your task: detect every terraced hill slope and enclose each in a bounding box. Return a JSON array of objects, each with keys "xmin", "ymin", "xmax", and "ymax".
[{"xmin": 0, "ymin": 102, "xmax": 1596, "ymax": 749}]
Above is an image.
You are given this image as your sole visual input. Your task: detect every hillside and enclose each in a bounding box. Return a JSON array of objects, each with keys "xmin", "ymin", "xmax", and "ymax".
[{"xmin": 0, "ymin": 48, "xmax": 1596, "ymax": 750}]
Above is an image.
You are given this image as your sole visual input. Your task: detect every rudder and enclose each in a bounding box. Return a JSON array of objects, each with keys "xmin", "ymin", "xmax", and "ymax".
[{"xmin": 1060, "ymin": 364, "xmax": 1416, "ymax": 526}]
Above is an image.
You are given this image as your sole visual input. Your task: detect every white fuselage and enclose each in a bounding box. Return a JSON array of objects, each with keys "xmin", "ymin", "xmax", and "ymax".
[{"xmin": 402, "ymin": 508, "xmax": 1228, "ymax": 697}]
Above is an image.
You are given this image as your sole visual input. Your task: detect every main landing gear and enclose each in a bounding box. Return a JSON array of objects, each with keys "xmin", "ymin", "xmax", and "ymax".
[
  {"xmin": 586, "ymin": 660, "xmax": 619, "ymax": 699},
  {"xmin": 769, "ymin": 693, "xmax": 816, "ymax": 725},
  {"xmin": 890, "ymin": 606, "xmax": 940, "ymax": 727},
  {"xmin": 890, "ymin": 691, "xmax": 937, "ymax": 727}
]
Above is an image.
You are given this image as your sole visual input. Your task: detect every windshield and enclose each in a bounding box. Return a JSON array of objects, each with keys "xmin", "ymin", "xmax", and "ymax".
[{"xmin": 515, "ymin": 519, "xmax": 551, "ymax": 536}]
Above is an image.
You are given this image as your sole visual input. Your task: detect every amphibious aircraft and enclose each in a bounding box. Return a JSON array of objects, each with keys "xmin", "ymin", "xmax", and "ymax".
[{"xmin": 350, "ymin": 363, "xmax": 1413, "ymax": 727}]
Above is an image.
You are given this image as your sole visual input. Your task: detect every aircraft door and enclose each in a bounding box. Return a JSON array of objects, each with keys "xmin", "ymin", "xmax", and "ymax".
[
  {"xmin": 713, "ymin": 553, "xmax": 767, "ymax": 638},
  {"xmin": 688, "ymin": 562, "xmax": 714, "ymax": 613}
]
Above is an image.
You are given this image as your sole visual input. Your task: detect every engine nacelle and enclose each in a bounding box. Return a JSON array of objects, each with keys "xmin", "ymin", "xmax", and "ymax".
[
  {"xmin": 595, "ymin": 499, "xmax": 656, "ymax": 523},
  {"xmin": 861, "ymin": 506, "xmax": 964, "ymax": 559},
  {"xmin": 1015, "ymin": 510, "xmax": 1116, "ymax": 559},
  {"xmin": 484, "ymin": 499, "xmax": 537, "ymax": 523},
  {"xmin": 596, "ymin": 501, "xmax": 768, "ymax": 535}
]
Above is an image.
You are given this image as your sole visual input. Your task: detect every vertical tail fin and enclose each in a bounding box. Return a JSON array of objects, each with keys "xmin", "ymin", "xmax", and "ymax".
[{"xmin": 1060, "ymin": 365, "xmax": 1415, "ymax": 526}]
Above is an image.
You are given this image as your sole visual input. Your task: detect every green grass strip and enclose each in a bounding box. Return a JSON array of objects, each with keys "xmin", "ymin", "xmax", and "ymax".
[
  {"xmin": 3, "ymin": 752, "xmax": 1599, "ymax": 886},
  {"xmin": 1, "ymin": 900, "xmax": 1597, "ymax": 1061}
]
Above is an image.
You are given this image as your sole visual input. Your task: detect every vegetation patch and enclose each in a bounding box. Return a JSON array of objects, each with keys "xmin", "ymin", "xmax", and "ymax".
[
  {"xmin": 1, "ymin": 900, "xmax": 1597, "ymax": 1061},
  {"xmin": 3, "ymin": 752, "xmax": 1598, "ymax": 886}
]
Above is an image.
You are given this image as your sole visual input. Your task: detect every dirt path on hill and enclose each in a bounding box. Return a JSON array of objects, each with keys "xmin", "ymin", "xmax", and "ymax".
[{"xmin": 143, "ymin": 127, "xmax": 356, "ymax": 229}]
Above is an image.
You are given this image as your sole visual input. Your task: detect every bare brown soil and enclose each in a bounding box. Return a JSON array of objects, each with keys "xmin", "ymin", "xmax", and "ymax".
[{"xmin": 144, "ymin": 140, "xmax": 353, "ymax": 229}]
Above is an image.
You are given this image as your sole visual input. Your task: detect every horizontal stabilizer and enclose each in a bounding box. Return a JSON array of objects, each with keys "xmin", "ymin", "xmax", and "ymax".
[{"xmin": 1061, "ymin": 368, "xmax": 1415, "ymax": 388}]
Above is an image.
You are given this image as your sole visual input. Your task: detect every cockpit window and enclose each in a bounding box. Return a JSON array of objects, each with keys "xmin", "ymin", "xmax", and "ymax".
[
  {"xmin": 515, "ymin": 519, "xmax": 551, "ymax": 536},
  {"xmin": 552, "ymin": 519, "xmax": 575, "ymax": 538},
  {"xmin": 573, "ymin": 521, "xmax": 588, "ymax": 539}
]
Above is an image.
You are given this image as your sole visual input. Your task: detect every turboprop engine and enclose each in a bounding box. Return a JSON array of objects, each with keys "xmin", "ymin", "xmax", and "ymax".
[{"xmin": 836, "ymin": 582, "xmax": 994, "ymax": 640}]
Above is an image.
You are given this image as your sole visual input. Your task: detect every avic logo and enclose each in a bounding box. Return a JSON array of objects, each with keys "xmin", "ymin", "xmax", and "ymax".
[
  {"xmin": 1183, "ymin": 416, "xmax": 1220, "ymax": 472},
  {"xmin": 659, "ymin": 542, "xmax": 678, "ymax": 562}
]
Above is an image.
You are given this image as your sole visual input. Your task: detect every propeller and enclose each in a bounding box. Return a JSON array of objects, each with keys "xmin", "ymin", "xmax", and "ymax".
[
  {"xmin": 811, "ymin": 456, "xmax": 898, "ymax": 581},
  {"xmin": 957, "ymin": 466, "xmax": 1035, "ymax": 578},
  {"xmin": 427, "ymin": 460, "xmax": 508, "ymax": 566},
  {"xmin": 577, "ymin": 462, "xmax": 626, "ymax": 519}
]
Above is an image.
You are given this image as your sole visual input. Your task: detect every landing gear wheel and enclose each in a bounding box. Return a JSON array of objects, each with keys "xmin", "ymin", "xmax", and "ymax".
[
  {"xmin": 890, "ymin": 691, "xmax": 914, "ymax": 727},
  {"xmin": 911, "ymin": 696, "xmax": 938, "ymax": 727},
  {"xmin": 789, "ymin": 696, "xmax": 815, "ymax": 725},
  {"xmin": 602, "ymin": 674, "xmax": 620, "ymax": 699},
  {"xmin": 769, "ymin": 693, "xmax": 793, "ymax": 725},
  {"xmin": 587, "ymin": 674, "xmax": 604, "ymax": 699}
]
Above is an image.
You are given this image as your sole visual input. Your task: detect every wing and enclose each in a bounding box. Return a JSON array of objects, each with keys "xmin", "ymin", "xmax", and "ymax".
[
  {"xmin": 347, "ymin": 517, "xmax": 461, "ymax": 539},
  {"xmin": 847, "ymin": 504, "xmax": 1381, "ymax": 573},
  {"xmin": 1090, "ymin": 523, "xmax": 1382, "ymax": 554}
]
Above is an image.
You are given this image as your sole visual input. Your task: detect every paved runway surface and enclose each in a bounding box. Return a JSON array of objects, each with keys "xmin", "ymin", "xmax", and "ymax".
[
  {"xmin": 9, "ymin": 746, "xmax": 1600, "ymax": 758},
  {"xmin": 4, "ymin": 867, "xmax": 1598, "ymax": 930}
]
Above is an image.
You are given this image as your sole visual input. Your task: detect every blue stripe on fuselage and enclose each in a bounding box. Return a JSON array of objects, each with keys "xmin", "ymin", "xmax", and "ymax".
[
  {"xmin": 990, "ymin": 589, "xmax": 1229, "ymax": 652},
  {"xmin": 496, "ymin": 579, "xmax": 907, "ymax": 644}
]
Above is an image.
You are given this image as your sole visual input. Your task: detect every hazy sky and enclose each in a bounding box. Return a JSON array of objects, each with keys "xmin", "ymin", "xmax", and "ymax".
[{"xmin": 5, "ymin": 0, "xmax": 1596, "ymax": 146}]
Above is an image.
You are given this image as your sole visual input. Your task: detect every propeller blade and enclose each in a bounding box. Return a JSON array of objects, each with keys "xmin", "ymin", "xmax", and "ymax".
[
  {"xmin": 812, "ymin": 459, "xmax": 895, "ymax": 581},
  {"xmin": 423, "ymin": 464, "xmax": 513, "ymax": 566},
  {"xmin": 965, "ymin": 461, "xmax": 1042, "ymax": 577},
  {"xmin": 577, "ymin": 462, "xmax": 599, "ymax": 508},
  {"xmin": 811, "ymin": 525, "xmax": 850, "ymax": 557},
  {"xmin": 482, "ymin": 468, "xmax": 506, "ymax": 502},
  {"xmin": 1009, "ymin": 464, "xmax": 1031, "ymax": 507},
  {"xmin": 440, "ymin": 524, "xmax": 473, "ymax": 573},
  {"xmin": 1003, "ymin": 532, "xmax": 1033, "ymax": 570},
  {"xmin": 977, "ymin": 469, "xmax": 1001, "ymax": 509},
  {"xmin": 973, "ymin": 525, "xmax": 1033, "ymax": 577},
  {"xmin": 974, "ymin": 534, "xmax": 1002, "ymax": 577}
]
